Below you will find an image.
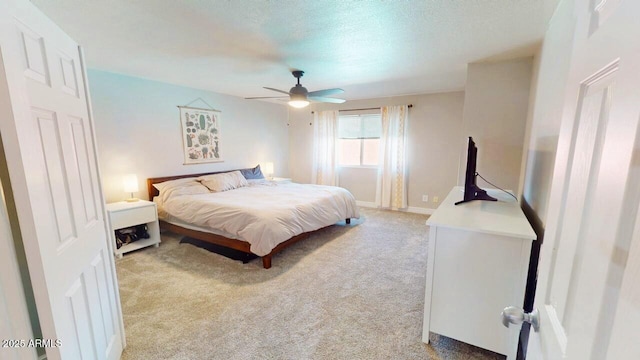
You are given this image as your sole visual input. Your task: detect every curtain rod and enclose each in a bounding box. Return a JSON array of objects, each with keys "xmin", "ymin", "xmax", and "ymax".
[{"xmin": 311, "ymin": 104, "xmax": 412, "ymax": 114}]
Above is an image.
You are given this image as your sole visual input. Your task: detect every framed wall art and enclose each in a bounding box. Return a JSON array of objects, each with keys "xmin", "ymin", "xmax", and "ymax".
[{"xmin": 179, "ymin": 105, "xmax": 222, "ymax": 164}]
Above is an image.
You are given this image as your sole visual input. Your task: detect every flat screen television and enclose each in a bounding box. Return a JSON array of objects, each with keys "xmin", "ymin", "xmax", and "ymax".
[{"xmin": 455, "ymin": 137, "xmax": 497, "ymax": 205}]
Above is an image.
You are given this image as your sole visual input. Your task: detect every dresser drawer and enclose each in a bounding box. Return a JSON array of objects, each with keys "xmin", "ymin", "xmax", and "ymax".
[{"xmin": 109, "ymin": 204, "xmax": 156, "ymax": 230}]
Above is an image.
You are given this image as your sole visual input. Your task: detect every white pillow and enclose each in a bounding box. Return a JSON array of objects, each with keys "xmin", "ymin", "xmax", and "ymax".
[
  {"xmin": 168, "ymin": 183, "xmax": 211, "ymax": 196},
  {"xmin": 231, "ymin": 171, "xmax": 250, "ymax": 188},
  {"xmin": 197, "ymin": 171, "xmax": 248, "ymax": 192},
  {"xmin": 159, "ymin": 182, "xmax": 210, "ymax": 204},
  {"xmin": 153, "ymin": 177, "xmax": 199, "ymax": 192}
]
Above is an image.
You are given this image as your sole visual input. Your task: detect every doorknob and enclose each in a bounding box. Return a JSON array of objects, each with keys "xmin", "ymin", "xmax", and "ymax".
[{"xmin": 501, "ymin": 306, "xmax": 540, "ymax": 332}]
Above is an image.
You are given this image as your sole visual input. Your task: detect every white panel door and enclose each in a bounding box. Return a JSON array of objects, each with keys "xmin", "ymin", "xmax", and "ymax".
[
  {"xmin": 0, "ymin": 1, "xmax": 124, "ymax": 359},
  {"xmin": 528, "ymin": 0, "xmax": 640, "ymax": 359}
]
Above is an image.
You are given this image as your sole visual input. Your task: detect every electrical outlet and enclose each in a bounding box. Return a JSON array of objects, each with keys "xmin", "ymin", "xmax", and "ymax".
[
  {"xmin": 422, "ymin": 195, "xmax": 428, "ymax": 202},
  {"xmin": 433, "ymin": 196, "xmax": 439, "ymax": 203}
]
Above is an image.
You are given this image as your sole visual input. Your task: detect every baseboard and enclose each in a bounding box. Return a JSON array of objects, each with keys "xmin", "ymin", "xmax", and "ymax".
[
  {"xmin": 355, "ymin": 201, "xmax": 377, "ymax": 208},
  {"xmin": 405, "ymin": 206, "xmax": 434, "ymax": 215},
  {"xmin": 355, "ymin": 201, "xmax": 434, "ymax": 215}
]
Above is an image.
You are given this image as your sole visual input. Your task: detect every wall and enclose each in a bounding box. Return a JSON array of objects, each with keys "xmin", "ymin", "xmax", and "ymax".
[
  {"xmin": 0, "ymin": 139, "xmax": 40, "ymax": 357},
  {"xmin": 521, "ymin": 0, "xmax": 576, "ymax": 225},
  {"xmin": 288, "ymin": 92, "xmax": 465, "ymax": 212},
  {"xmin": 88, "ymin": 70, "xmax": 289, "ymax": 203},
  {"xmin": 460, "ymin": 57, "xmax": 533, "ymax": 195},
  {"xmin": 515, "ymin": 2, "xmax": 576, "ymax": 354}
]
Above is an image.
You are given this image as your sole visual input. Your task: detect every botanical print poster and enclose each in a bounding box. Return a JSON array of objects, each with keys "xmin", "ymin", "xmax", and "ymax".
[{"xmin": 179, "ymin": 106, "xmax": 222, "ymax": 164}]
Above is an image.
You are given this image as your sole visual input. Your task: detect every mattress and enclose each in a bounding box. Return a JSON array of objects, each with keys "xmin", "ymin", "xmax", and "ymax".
[{"xmin": 156, "ymin": 180, "xmax": 359, "ymax": 256}]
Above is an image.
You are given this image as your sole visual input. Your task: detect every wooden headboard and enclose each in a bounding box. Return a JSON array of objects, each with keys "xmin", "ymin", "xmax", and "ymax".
[{"xmin": 147, "ymin": 168, "xmax": 252, "ymax": 199}]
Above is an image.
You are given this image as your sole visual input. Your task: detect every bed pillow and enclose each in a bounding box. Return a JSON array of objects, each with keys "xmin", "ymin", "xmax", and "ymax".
[
  {"xmin": 240, "ymin": 165, "xmax": 265, "ymax": 180},
  {"xmin": 153, "ymin": 177, "xmax": 199, "ymax": 192},
  {"xmin": 158, "ymin": 181, "xmax": 210, "ymax": 204},
  {"xmin": 168, "ymin": 183, "xmax": 211, "ymax": 196},
  {"xmin": 197, "ymin": 171, "xmax": 248, "ymax": 192}
]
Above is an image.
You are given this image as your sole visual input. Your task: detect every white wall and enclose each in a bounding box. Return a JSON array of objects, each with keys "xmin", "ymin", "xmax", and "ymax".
[
  {"xmin": 288, "ymin": 107, "xmax": 314, "ymax": 184},
  {"xmin": 288, "ymin": 92, "xmax": 465, "ymax": 211},
  {"xmin": 521, "ymin": 0, "xmax": 576, "ymax": 225},
  {"xmin": 515, "ymin": 1, "xmax": 576, "ymax": 334},
  {"xmin": 460, "ymin": 58, "xmax": 534, "ymax": 195},
  {"xmin": 0, "ymin": 161, "xmax": 38, "ymax": 359},
  {"xmin": 88, "ymin": 70, "xmax": 289, "ymax": 203},
  {"xmin": 291, "ymin": 58, "xmax": 534, "ymax": 212}
]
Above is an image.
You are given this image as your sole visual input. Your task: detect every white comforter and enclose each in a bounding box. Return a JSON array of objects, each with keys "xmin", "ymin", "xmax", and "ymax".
[{"xmin": 158, "ymin": 181, "xmax": 359, "ymax": 256}]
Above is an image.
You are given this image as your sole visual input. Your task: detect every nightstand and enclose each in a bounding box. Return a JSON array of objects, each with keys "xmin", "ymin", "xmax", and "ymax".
[{"xmin": 106, "ymin": 200, "xmax": 161, "ymax": 258}]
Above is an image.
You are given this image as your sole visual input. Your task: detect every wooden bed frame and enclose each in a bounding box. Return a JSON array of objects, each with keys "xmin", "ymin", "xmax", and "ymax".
[{"xmin": 147, "ymin": 169, "xmax": 351, "ymax": 269}]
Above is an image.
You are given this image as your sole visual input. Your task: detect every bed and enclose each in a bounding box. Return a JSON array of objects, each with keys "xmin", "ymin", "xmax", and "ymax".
[{"xmin": 147, "ymin": 169, "xmax": 359, "ymax": 269}]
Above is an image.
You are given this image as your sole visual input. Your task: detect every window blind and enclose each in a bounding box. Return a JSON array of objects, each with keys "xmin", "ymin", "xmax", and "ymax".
[{"xmin": 338, "ymin": 114, "xmax": 381, "ymax": 139}]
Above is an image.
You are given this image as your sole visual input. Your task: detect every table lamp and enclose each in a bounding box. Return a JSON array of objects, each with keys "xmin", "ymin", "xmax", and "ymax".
[
  {"xmin": 123, "ymin": 174, "xmax": 139, "ymax": 202},
  {"xmin": 263, "ymin": 162, "xmax": 274, "ymax": 180}
]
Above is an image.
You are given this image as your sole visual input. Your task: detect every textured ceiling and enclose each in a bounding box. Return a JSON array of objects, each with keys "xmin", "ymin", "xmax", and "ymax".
[{"xmin": 32, "ymin": 0, "xmax": 560, "ymax": 102}]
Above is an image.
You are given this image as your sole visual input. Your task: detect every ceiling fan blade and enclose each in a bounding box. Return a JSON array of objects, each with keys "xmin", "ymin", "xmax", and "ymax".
[
  {"xmin": 263, "ymin": 87, "xmax": 291, "ymax": 95},
  {"xmin": 245, "ymin": 96, "xmax": 288, "ymax": 99},
  {"xmin": 307, "ymin": 88, "xmax": 344, "ymax": 97},
  {"xmin": 308, "ymin": 96, "xmax": 346, "ymax": 104}
]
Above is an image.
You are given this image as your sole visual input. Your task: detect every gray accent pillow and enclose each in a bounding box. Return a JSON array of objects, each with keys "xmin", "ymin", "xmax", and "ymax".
[{"xmin": 240, "ymin": 165, "xmax": 265, "ymax": 180}]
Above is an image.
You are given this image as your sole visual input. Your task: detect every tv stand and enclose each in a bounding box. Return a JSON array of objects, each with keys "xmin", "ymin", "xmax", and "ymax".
[
  {"xmin": 454, "ymin": 185, "xmax": 498, "ymax": 205},
  {"xmin": 423, "ymin": 186, "xmax": 536, "ymax": 359}
]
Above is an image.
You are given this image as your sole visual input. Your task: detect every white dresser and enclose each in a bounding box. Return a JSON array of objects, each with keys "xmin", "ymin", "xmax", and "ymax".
[{"xmin": 422, "ymin": 186, "xmax": 536, "ymax": 359}]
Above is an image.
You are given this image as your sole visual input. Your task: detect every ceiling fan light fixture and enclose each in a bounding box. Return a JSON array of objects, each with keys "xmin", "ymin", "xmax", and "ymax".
[
  {"xmin": 288, "ymin": 93, "xmax": 309, "ymax": 108},
  {"xmin": 252, "ymin": 70, "xmax": 344, "ymax": 108},
  {"xmin": 288, "ymin": 100, "xmax": 309, "ymax": 108}
]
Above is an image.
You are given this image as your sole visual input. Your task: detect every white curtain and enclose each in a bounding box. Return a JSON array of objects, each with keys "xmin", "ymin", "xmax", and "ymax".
[
  {"xmin": 311, "ymin": 110, "xmax": 339, "ymax": 186},
  {"xmin": 376, "ymin": 105, "xmax": 409, "ymax": 209}
]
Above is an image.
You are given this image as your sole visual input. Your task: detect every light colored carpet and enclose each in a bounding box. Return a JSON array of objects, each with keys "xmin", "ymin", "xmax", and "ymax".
[{"xmin": 116, "ymin": 208, "xmax": 505, "ymax": 360}]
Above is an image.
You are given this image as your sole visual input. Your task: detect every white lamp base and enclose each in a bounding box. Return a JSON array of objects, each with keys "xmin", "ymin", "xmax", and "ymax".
[{"xmin": 125, "ymin": 198, "xmax": 139, "ymax": 202}]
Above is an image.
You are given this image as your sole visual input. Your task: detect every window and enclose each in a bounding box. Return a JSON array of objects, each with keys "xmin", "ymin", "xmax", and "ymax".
[{"xmin": 338, "ymin": 114, "xmax": 381, "ymax": 166}]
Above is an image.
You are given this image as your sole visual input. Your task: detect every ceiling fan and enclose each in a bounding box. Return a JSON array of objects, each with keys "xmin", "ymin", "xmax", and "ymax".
[{"xmin": 245, "ymin": 70, "xmax": 346, "ymax": 108}]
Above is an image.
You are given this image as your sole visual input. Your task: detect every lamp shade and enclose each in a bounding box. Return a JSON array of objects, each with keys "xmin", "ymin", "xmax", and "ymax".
[
  {"xmin": 263, "ymin": 162, "xmax": 274, "ymax": 176},
  {"xmin": 122, "ymin": 174, "xmax": 139, "ymax": 193}
]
